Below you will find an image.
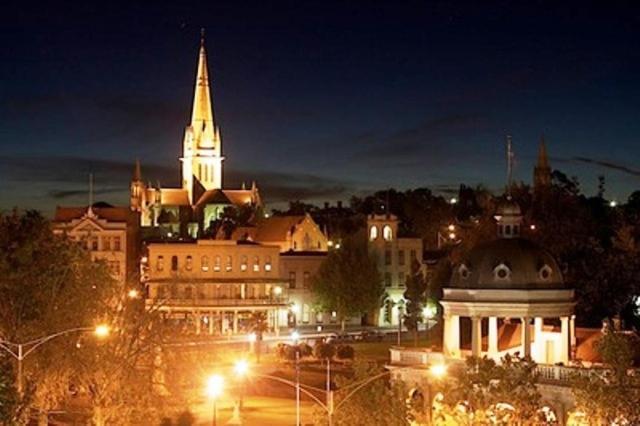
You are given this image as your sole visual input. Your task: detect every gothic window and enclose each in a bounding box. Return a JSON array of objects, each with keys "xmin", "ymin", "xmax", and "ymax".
[
  {"xmin": 201, "ymin": 256, "xmax": 209, "ymax": 272},
  {"xmin": 226, "ymin": 256, "xmax": 232, "ymax": 271},
  {"xmin": 185, "ymin": 256, "xmax": 193, "ymax": 271},
  {"xmin": 171, "ymin": 256, "xmax": 178, "ymax": 272},
  {"xmin": 253, "ymin": 256, "xmax": 260, "ymax": 272},
  {"xmin": 265, "ymin": 256, "xmax": 272, "ymax": 272},
  {"xmin": 157, "ymin": 256, "xmax": 164, "ymax": 272},
  {"xmin": 214, "ymin": 255, "xmax": 221, "ymax": 272},
  {"xmin": 369, "ymin": 225, "xmax": 379, "ymax": 241},
  {"xmin": 241, "ymin": 255, "xmax": 248, "ymax": 271},
  {"xmin": 383, "ymin": 225, "xmax": 393, "ymax": 241},
  {"xmin": 303, "ymin": 233, "xmax": 312, "ymax": 250}
]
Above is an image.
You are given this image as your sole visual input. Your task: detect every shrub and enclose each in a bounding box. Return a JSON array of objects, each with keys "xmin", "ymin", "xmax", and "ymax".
[
  {"xmin": 276, "ymin": 343, "xmax": 291, "ymax": 361},
  {"xmin": 298, "ymin": 343, "xmax": 313, "ymax": 358},
  {"xmin": 314, "ymin": 342, "xmax": 336, "ymax": 360},
  {"xmin": 336, "ymin": 344, "xmax": 355, "ymax": 360}
]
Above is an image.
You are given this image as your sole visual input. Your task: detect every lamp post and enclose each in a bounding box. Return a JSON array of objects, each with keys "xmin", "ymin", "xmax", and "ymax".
[
  {"xmin": 0, "ymin": 324, "xmax": 110, "ymax": 394},
  {"xmin": 233, "ymin": 360, "xmax": 248, "ymax": 411},
  {"xmin": 205, "ymin": 374, "xmax": 224, "ymax": 426},
  {"xmin": 290, "ymin": 330, "xmax": 301, "ymax": 426},
  {"xmin": 422, "ymin": 305, "xmax": 437, "ymax": 349},
  {"xmin": 425, "ymin": 363, "xmax": 447, "ymax": 424}
]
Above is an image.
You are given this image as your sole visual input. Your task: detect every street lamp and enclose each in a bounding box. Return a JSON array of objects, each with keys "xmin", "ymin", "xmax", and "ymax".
[
  {"xmin": 423, "ymin": 305, "xmax": 437, "ymax": 349},
  {"xmin": 0, "ymin": 324, "xmax": 110, "ymax": 394},
  {"xmin": 234, "ymin": 360, "xmax": 249, "ymax": 413},
  {"xmin": 425, "ymin": 363, "xmax": 447, "ymax": 423},
  {"xmin": 127, "ymin": 289, "xmax": 140, "ymax": 299},
  {"xmin": 291, "ymin": 330, "xmax": 300, "ymax": 343},
  {"xmin": 205, "ymin": 374, "xmax": 224, "ymax": 426}
]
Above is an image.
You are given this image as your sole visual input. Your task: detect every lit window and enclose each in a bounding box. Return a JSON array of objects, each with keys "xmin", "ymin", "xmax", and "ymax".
[
  {"xmin": 157, "ymin": 256, "xmax": 164, "ymax": 271},
  {"xmin": 253, "ymin": 256, "xmax": 260, "ymax": 272},
  {"xmin": 226, "ymin": 256, "xmax": 232, "ymax": 271},
  {"xmin": 369, "ymin": 225, "xmax": 378, "ymax": 241},
  {"xmin": 214, "ymin": 255, "xmax": 221, "ymax": 272},
  {"xmin": 289, "ymin": 271, "xmax": 296, "ymax": 289},
  {"xmin": 185, "ymin": 255, "xmax": 193, "ymax": 271},
  {"xmin": 201, "ymin": 256, "xmax": 209, "ymax": 272},
  {"xmin": 265, "ymin": 256, "xmax": 272, "ymax": 272},
  {"xmin": 303, "ymin": 304, "xmax": 310, "ymax": 323},
  {"xmin": 303, "ymin": 271, "xmax": 311, "ymax": 289},
  {"xmin": 241, "ymin": 255, "xmax": 248, "ymax": 271},
  {"xmin": 383, "ymin": 225, "xmax": 393, "ymax": 241}
]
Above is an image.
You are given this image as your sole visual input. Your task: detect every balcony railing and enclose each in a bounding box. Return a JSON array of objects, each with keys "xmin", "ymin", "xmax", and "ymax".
[{"xmin": 146, "ymin": 297, "xmax": 288, "ymax": 308}]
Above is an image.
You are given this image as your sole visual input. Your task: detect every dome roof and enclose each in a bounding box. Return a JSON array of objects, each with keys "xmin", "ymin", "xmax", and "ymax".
[
  {"xmin": 495, "ymin": 197, "xmax": 522, "ymax": 217},
  {"xmin": 449, "ymin": 238, "xmax": 565, "ymax": 290}
]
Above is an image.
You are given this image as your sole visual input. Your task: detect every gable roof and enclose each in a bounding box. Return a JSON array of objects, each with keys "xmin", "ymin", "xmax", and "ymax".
[
  {"xmin": 54, "ymin": 206, "xmax": 131, "ymax": 223},
  {"xmin": 254, "ymin": 215, "xmax": 306, "ymax": 242}
]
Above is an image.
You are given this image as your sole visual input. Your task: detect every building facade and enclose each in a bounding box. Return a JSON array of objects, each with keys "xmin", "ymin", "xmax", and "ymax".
[
  {"xmin": 367, "ymin": 213, "xmax": 423, "ymax": 327},
  {"xmin": 144, "ymin": 240, "xmax": 288, "ymax": 335},
  {"xmin": 53, "ymin": 204, "xmax": 139, "ymax": 287}
]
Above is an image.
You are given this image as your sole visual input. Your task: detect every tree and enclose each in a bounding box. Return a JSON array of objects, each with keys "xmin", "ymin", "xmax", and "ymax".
[
  {"xmin": 403, "ymin": 259, "xmax": 427, "ymax": 347},
  {"xmin": 313, "ymin": 361, "xmax": 409, "ymax": 426},
  {"xmin": 572, "ymin": 326, "xmax": 640, "ymax": 424},
  {"xmin": 0, "ymin": 355, "xmax": 20, "ymax": 424},
  {"xmin": 436, "ymin": 355, "xmax": 543, "ymax": 425},
  {"xmin": 0, "ymin": 210, "xmax": 118, "ymax": 424},
  {"xmin": 312, "ymin": 233, "xmax": 383, "ymax": 331}
]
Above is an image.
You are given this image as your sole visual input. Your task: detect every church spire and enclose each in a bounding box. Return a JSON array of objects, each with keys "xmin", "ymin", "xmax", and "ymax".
[{"xmin": 190, "ymin": 28, "xmax": 216, "ymax": 149}]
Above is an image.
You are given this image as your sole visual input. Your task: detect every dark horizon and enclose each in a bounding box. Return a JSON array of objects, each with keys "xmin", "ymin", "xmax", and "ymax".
[{"xmin": 1, "ymin": 1, "xmax": 639, "ymax": 213}]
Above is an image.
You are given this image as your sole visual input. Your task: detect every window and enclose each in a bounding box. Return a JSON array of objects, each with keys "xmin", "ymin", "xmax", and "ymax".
[
  {"xmin": 494, "ymin": 263, "xmax": 511, "ymax": 281},
  {"xmin": 185, "ymin": 255, "xmax": 193, "ymax": 271},
  {"xmin": 214, "ymin": 255, "xmax": 221, "ymax": 272},
  {"xmin": 201, "ymin": 256, "xmax": 209, "ymax": 272},
  {"xmin": 398, "ymin": 272, "xmax": 405, "ymax": 286},
  {"xmin": 302, "ymin": 304, "xmax": 310, "ymax": 323},
  {"xmin": 90, "ymin": 236, "xmax": 99, "ymax": 251},
  {"xmin": 265, "ymin": 256, "xmax": 272, "ymax": 272},
  {"xmin": 385, "ymin": 250, "xmax": 392, "ymax": 266},
  {"xmin": 226, "ymin": 256, "xmax": 232, "ymax": 272},
  {"xmin": 171, "ymin": 256, "xmax": 178, "ymax": 271},
  {"xmin": 241, "ymin": 255, "xmax": 248, "ymax": 271},
  {"xmin": 253, "ymin": 256, "xmax": 260, "ymax": 272},
  {"xmin": 103, "ymin": 237, "xmax": 111, "ymax": 251},
  {"xmin": 539, "ymin": 265, "xmax": 553, "ymax": 281},
  {"xmin": 383, "ymin": 225, "xmax": 393, "ymax": 241},
  {"xmin": 114, "ymin": 237, "xmax": 121, "ymax": 251},
  {"xmin": 410, "ymin": 250, "xmax": 417, "ymax": 263},
  {"xmin": 505, "ymin": 225, "xmax": 511, "ymax": 235},
  {"xmin": 398, "ymin": 250, "xmax": 405, "ymax": 266},
  {"xmin": 369, "ymin": 225, "xmax": 378, "ymax": 241},
  {"xmin": 289, "ymin": 271, "xmax": 297, "ymax": 289},
  {"xmin": 157, "ymin": 256, "xmax": 164, "ymax": 271},
  {"xmin": 384, "ymin": 272, "xmax": 392, "ymax": 287},
  {"xmin": 303, "ymin": 271, "xmax": 311, "ymax": 289},
  {"xmin": 315, "ymin": 311, "xmax": 323, "ymax": 324}
]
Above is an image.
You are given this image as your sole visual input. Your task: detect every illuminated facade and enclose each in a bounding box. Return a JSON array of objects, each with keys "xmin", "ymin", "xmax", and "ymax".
[
  {"xmin": 144, "ymin": 240, "xmax": 288, "ymax": 335},
  {"xmin": 130, "ymin": 34, "xmax": 261, "ymax": 234}
]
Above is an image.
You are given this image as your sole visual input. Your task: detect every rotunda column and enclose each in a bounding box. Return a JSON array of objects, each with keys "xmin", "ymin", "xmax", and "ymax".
[
  {"xmin": 488, "ymin": 316, "xmax": 498, "ymax": 358},
  {"xmin": 471, "ymin": 316, "xmax": 482, "ymax": 357},
  {"xmin": 560, "ymin": 316, "xmax": 570, "ymax": 364},
  {"xmin": 443, "ymin": 314, "xmax": 460, "ymax": 357},
  {"xmin": 521, "ymin": 317, "xmax": 532, "ymax": 358}
]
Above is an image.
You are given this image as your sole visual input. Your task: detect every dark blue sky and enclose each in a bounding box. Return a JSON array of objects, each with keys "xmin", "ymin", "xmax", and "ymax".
[{"xmin": 1, "ymin": 1, "xmax": 639, "ymax": 212}]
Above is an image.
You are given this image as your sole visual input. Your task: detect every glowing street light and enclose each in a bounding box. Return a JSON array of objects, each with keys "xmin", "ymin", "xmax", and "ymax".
[
  {"xmin": 449, "ymin": 197, "xmax": 458, "ymax": 205},
  {"xmin": 234, "ymin": 359, "xmax": 249, "ymax": 377},
  {"xmin": 448, "ymin": 232, "xmax": 457, "ymax": 240},
  {"xmin": 273, "ymin": 286, "xmax": 283, "ymax": 296},
  {"xmin": 447, "ymin": 224, "xmax": 455, "ymax": 232},
  {"xmin": 609, "ymin": 200, "xmax": 618, "ymax": 208},
  {"xmin": 530, "ymin": 224, "xmax": 536, "ymax": 231},
  {"xmin": 94, "ymin": 324, "xmax": 110, "ymax": 338},
  {"xmin": 291, "ymin": 330, "xmax": 300, "ymax": 343},
  {"xmin": 430, "ymin": 363, "xmax": 447, "ymax": 379},
  {"xmin": 205, "ymin": 374, "xmax": 225, "ymax": 426},
  {"xmin": 127, "ymin": 289, "xmax": 140, "ymax": 299}
]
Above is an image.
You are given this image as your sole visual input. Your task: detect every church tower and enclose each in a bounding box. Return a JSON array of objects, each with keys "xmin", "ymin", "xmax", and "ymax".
[
  {"xmin": 533, "ymin": 135, "xmax": 551, "ymax": 192},
  {"xmin": 182, "ymin": 30, "xmax": 224, "ymax": 204},
  {"xmin": 130, "ymin": 159, "xmax": 145, "ymax": 212}
]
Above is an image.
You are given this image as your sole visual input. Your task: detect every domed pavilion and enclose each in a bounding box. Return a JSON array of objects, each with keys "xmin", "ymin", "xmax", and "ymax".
[{"xmin": 440, "ymin": 198, "xmax": 576, "ymax": 364}]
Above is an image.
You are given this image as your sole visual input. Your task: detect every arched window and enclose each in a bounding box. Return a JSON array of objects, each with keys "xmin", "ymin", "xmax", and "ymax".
[
  {"xmin": 171, "ymin": 256, "xmax": 178, "ymax": 271},
  {"xmin": 201, "ymin": 256, "xmax": 209, "ymax": 272},
  {"xmin": 265, "ymin": 256, "xmax": 272, "ymax": 272},
  {"xmin": 226, "ymin": 255, "xmax": 233, "ymax": 271},
  {"xmin": 383, "ymin": 225, "xmax": 393, "ymax": 241},
  {"xmin": 185, "ymin": 256, "xmax": 193, "ymax": 271},
  {"xmin": 494, "ymin": 263, "xmax": 511, "ymax": 281},
  {"xmin": 253, "ymin": 256, "xmax": 260, "ymax": 272},
  {"xmin": 214, "ymin": 255, "xmax": 221, "ymax": 272},
  {"xmin": 241, "ymin": 255, "xmax": 248, "ymax": 271},
  {"xmin": 369, "ymin": 225, "xmax": 378, "ymax": 241},
  {"xmin": 156, "ymin": 256, "xmax": 164, "ymax": 272}
]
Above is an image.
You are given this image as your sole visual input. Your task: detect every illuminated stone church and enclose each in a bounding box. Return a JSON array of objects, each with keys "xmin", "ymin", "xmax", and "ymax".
[{"xmin": 130, "ymin": 33, "xmax": 261, "ymax": 235}]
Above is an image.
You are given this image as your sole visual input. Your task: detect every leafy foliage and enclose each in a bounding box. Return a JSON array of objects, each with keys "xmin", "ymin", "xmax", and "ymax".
[
  {"xmin": 402, "ymin": 259, "xmax": 427, "ymax": 346},
  {"xmin": 311, "ymin": 233, "xmax": 383, "ymax": 330}
]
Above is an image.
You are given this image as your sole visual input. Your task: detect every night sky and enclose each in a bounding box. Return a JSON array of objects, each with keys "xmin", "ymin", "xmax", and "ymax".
[{"xmin": 1, "ymin": 1, "xmax": 639, "ymax": 213}]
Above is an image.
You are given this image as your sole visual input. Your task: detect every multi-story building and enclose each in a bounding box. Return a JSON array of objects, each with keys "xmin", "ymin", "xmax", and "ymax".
[
  {"xmin": 144, "ymin": 240, "xmax": 288, "ymax": 335},
  {"xmin": 52, "ymin": 204, "xmax": 139, "ymax": 287},
  {"xmin": 367, "ymin": 213, "xmax": 423, "ymax": 327},
  {"xmin": 232, "ymin": 214, "xmax": 328, "ymax": 253}
]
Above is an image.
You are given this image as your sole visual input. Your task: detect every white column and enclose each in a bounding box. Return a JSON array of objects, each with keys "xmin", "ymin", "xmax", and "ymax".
[
  {"xmin": 222, "ymin": 313, "xmax": 229, "ymax": 334},
  {"xmin": 521, "ymin": 317, "xmax": 531, "ymax": 358},
  {"xmin": 560, "ymin": 316, "xmax": 570, "ymax": 364},
  {"xmin": 534, "ymin": 317, "xmax": 543, "ymax": 362},
  {"xmin": 443, "ymin": 314, "xmax": 460, "ymax": 357},
  {"xmin": 208, "ymin": 311, "xmax": 214, "ymax": 335},
  {"xmin": 274, "ymin": 308, "xmax": 280, "ymax": 336},
  {"xmin": 488, "ymin": 316, "xmax": 498, "ymax": 358},
  {"xmin": 195, "ymin": 311, "xmax": 201, "ymax": 335},
  {"xmin": 570, "ymin": 314, "xmax": 576, "ymax": 352},
  {"xmin": 233, "ymin": 310, "xmax": 239, "ymax": 334},
  {"xmin": 471, "ymin": 316, "xmax": 482, "ymax": 357}
]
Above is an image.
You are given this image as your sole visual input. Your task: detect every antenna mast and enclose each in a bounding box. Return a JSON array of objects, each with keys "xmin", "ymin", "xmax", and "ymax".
[{"xmin": 506, "ymin": 135, "xmax": 514, "ymax": 197}]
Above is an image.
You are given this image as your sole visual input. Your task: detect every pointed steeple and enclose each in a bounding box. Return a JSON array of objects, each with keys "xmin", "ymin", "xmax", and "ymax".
[
  {"xmin": 133, "ymin": 159, "xmax": 142, "ymax": 181},
  {"xmin": 534, "ymin": 134, "xmax": 551, "ymax": 191},
  {"xmin": 537, "ymin": 135, "xmax": 549, "ymax": 169},
  {"xmin": 191, "ymin": 28, "xmax": 216, "ymax": 149}
]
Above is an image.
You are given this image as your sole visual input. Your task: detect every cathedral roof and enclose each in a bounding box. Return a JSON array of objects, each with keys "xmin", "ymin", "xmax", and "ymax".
[
  {"xmin": 195, "ymin": 189, "xmax": 255, "ymax": 207},
  {"xmin": 156, "ymin": 189, "xmax": 190, "ymax": 206},
  {"xmin": 254, "ymin": 215, "xmax": 306, "ymax": 242},
  {"xmin": 54, "ymin": 205, "xmax": 132, "ymax": 223}
]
